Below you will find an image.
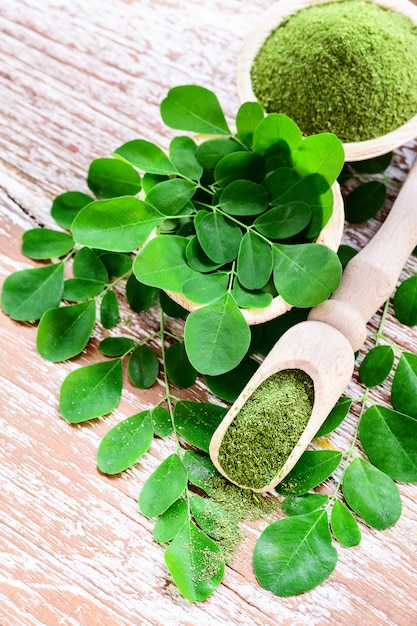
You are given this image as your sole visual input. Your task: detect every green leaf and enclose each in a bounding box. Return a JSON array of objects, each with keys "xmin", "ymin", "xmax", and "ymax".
[
  {"xmin": 358, "ymin": 345, "xmax": 394, "ymax": 387},
  {"xmin": 139, "ymin": 453, "xmax": 188, "ymax": 517},
  {"xmin": 173, "ymin": 400, "xmax": 226, "ymax": 453},
  {"xmin": 236, "ymin": 232, "xmax": 273, "ymax": 290},
  {"xmin": 232, "ymin": 281, "xmax": 273, "ymax": 309},
  {"xmin": 128, "ymin": 344, "xmax": 159, "ymax": 389},
  {"xmin": 330, "ymin": 500, "xmax": 361, "ymax": 547},
  {"xmin": 164, "ymin": 521, "xmax": 225, "ymax": 602},
  {"xmin": 169, "ymin": 136, "xmax": 203, "ymax": 180},
  {"xmin": 292, "ymin": 133, "xmax": 344, "ymax": 185},
  {"xmin": 277, "ymin": 450, "xmax": 343, "ymax": 496},
  {"xmin": 125, "ymin": 274, "xmax": 159, "ymax": 312},
  {"xmin": 196, "ymin": 137, "xmax": 244, "ymax": 169},
  {"xmin": 183, "ymin": 451, "xmax": 221, "ymax": 494},
  {"xmin": 160, "ymin": 85, "xmax": 230, "ymax": 135},
  {"xmin": 87, "ymin": 157, "xmax": 141, "ymax": 198},
  {"xmin": 214, "ymin": 152, "xmax": 265, "ymax": 187},
  {"xmin": 36, "ymin": 300, "xmax": 96, "ymax": 362},
  {"xmin": 219, "ymin": 180, "xmax": 269, "ymax": 217},
  {"xmin": 262, "ymin": 167, "xmax": 301, "ymax": 203},
  {"xmin": 146, "ymin": 178, "xmax": 196, "ymax": 216},
  {"xmin": 254, "ymin": 202, "xmax": 311, "ymax": 239},
  {"xmin": 1, "ymin": 262, "xmax": 64, "ymax": 321},
  {"xmin": 114, "ymin": 139, "xmax": 177, "ymax": 175},
  {"xmin": 63, "ymin": 278, "xmax": 106, "ymax": 302},
  {"xmin": 359, "ymin": 404, "xmax": 417, "ymax": 482},
  {"xmin": 165, "ymin": 342, "xmax": 197, "ymax": 388},
  {"xmin": 22, "ymin": 228, "xmax": 74, "ymax": 260},
  {"xmin": 159, "ymin": 290, "xmax": 188, "ymax": 318},
  {"xmin": 315, "ymin": 396, "xmax": 352, "ymax": 438},
  {"xmin": 72, "ymin": 196, "xmax": 164, "ymax": 252},
  {"xmin": 100, "ymin": 290, "xmax": 119, "ymax": 329},
  {"xmin": 204, "ymin": 356, "xmax": 259, "ymax": 403},
  {"xmin": 190, "ymin": 495, "xmax": 238, "ymax": 541},
  {"xmin": 60, "ymin": 358, "xmax": 123, "ymax": 423},
  {"xmin": 253, "ymin": 113, "xmax": 302, "ymax": 155},
  {"xmin": 98, "ymin": 251, "xmax": 132, "ymax": 277},
  {"xmin": 151, "ymin": 406, "xmax": 173, "ymax": 438},
  {"xmin": 281, "ymin": 494, "xmax": 328, "ymax": 516},
  {"xmin": 185, "ymin": 236, "xmax": 223, "ymax": 274},
  {"xmin": 236, "ymin": 101, "xmax": 264, "ymax": 147},
  {"xmin": 391, "ymin": 351, "xmax": 417, "ymax": 418},
  {"xmin": 337, "ymin": 244, "xmax": 358, "ymax": 269},
  {"xmin": 73, "ymin": 247, "xmax": 109, "ymax": 282},
  {"xmin": 97, "ymin": 411, "xmax": 154, "ymax": 474},
  {"xmin": 254, "ymin": 510, "xmax": 337, "ymax": 596},
  {"xmin": 342, "ymin": 458, "xmax": 402, "ymax": 530},
  {"xmin": 345, "ymin": 181, "xmax": 387, "ymax": 224},
  {"xmin": 273, "ymin": 243, "xmax": 342, "ymax": 307},
  {"xmin": 196, "ymin": 213, "xmax": 242, "ymax": 264},
  {"xmin": 182, "ymin": 272, "xmax": 229, "ymax": 305},
  {"xmin": 153, "ymin": 498, "xmax": 188, "ymax": 543},
  {"xmin": 393, "ymin": 276, "xmax": 417, "ymax": 326},
  {"xmin": 184, "ymin": 293, "xmax": 251, "ymax": 375},
  {"xmin": 51, "ymin": 191, "xmax": 93, "ymax": 230},
  {"xmin": 99, "ymin": 336, "xmax": 134, "ymax": 357},
  {"xmin": 134, "ymin": 235, "xmax": 199, "ymax": 292}
]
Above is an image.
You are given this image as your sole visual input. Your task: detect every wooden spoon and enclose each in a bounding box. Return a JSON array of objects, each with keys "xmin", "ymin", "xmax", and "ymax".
[{"xmin": 209, "ymin": 156, "xmax": 417, "ymax": 492}]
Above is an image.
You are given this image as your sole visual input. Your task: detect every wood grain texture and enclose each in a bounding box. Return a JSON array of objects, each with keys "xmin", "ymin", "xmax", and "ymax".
[{"xmin": 1, "ymin": 0, "xmax": 417, "ymax": 624}]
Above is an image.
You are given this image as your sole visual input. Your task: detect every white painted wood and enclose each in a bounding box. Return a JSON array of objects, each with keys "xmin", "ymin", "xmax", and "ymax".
[{"xmin": 1, "ymin": 1, "xmax": 417, "ymax": 624}]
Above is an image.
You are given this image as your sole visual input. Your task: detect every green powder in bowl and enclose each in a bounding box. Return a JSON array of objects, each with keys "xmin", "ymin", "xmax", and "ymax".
[{"xmin": 250, "ymin": 0, "xmax": 417, "ymax": 142}]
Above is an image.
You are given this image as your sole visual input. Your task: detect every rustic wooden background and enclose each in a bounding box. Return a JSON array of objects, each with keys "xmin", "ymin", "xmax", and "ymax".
[{"xmin": 1, "ymin": 1, "xmax": 417, "ymax": 624}]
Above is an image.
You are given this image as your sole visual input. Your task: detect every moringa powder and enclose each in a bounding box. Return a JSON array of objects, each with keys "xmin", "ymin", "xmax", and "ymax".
[
  {"xmin": 217, "ymin": 369, "xmax": 314, "ymax": 490},
  {"xmin": 251, "ymin": 0, "xmax": 417, "ymax": 142}
]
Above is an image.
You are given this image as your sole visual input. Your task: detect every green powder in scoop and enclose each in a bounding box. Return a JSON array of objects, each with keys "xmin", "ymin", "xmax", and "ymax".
[{"xmin": 217, "ymin": 369, "xmax": 314, "ymax": 490}]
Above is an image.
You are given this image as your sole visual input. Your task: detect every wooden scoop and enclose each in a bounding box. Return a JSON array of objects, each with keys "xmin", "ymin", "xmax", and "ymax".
[{"xmin": 209, "ymin": 156, "xmax": 417, "ymax": 492}]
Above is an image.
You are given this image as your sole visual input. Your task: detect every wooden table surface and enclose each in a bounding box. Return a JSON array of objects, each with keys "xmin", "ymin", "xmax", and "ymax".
[{"xmin": 1, "ymin": 1, "xmax": 417, "ymax": 624}]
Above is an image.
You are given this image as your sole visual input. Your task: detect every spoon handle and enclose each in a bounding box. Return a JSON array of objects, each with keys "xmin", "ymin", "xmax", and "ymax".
[{"xmin": 309, "ymin": 157, "xmax": 417, "ymax": 350}]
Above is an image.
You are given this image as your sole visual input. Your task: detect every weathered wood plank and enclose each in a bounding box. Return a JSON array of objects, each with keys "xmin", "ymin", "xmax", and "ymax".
[{"xmin": 1, "ymin": 0, "xmax": 417, "ymax": 624}]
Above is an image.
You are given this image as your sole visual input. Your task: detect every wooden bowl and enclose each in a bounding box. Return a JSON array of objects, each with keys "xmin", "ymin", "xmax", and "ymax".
[
  {"xmin": 166, "ymin": 181, "xmax": 345, "ymax": 325},
  {"xmin": 237, "ymin": 0, "xmax": 417, "ymax": 162}
]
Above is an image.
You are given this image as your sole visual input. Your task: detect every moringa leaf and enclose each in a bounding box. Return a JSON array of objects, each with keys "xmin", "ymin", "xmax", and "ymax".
[
  {"xmin": 134, "ymin": 235, "xmax": 199, "ymax": 292},
  {"xmin": 345, "ymin": 181, "xmax": 387, "ymax": 224},
  {"xmin": 391, "ymin": 351, "xmax": 417, "ymax": 418},
  {"xmin": 253, "ymin": 113, "xmax": 302, "ymax": 155},
  {"xmin": 36, "ymin": 300, "xmax": 96, "ymax": 362},
  {"xmin": 72, "ymin": 247, "xmax": 109, "ymax": 282},
  {"xmin": 281, "ymin": 494, "xmax": 329, "ymax": 517},
  {"xmin": 164, "ymin": 521, "xmax": 225, "ymax": 602},
  {"xmin": 182, "ymin": 271, "xmax": 229, "ymax": 305},
  {"xmin": 235, "ymin": 101, "xmax": 264, "ymax": 147},
  {"xmin": 72, "ymin": 196, "xmax": 165, "ymax": 252},
  {"xmin": 139, "ymin": 453, "xmax": 188, "ymax": 517},
  {"xmin": 99, "ymin": 336, "xmax": 135, "ymax": 357},
  {"xmin": 63, "ymin": 278, "xmax": 106, "ymax": 302},
  {"xmin": 196, "ymin": 212, "xmax": 242, "ymax": 264},
  {"xmin": 254, "ymin": 202, "xmax": 311, "ymax": 239},
  {"xmin": 277, "ymin": 450, "xmax": 343, "ymax": 496},
  {"xmin": 51, "ymin": 191, "xmax": 93, "ymax": 230},
  {"xmin": 169, "ymin": 136, "xmax": 203, "ymax": 180},
  {"xmin": 204, "ymin": 355, "xmax": 259, "ymax": 403},
  {"xmin": 173, "ymin": 400, "xmax": 226, "ymax": 453},
  {"xmin": 125, "ymin": 274, "xmax": 159, "ymax": 312},
  {"xmin": 114, "ymin": 138, "xmax": 177, "ymax": 175},
  {"xmin": 60, "ymin": 358, "xmax": 123, "ymax": 423},
  {"xmin": 100, "ymin": 289, "xmax": 119, "ymax": 329},
  {"xmin": 97, "ymin": 410, "xmax": 154, "ymax": 474},
  {"xmin": 160, "ymin": 84, "xmax": 230, "ymax": 135},
  {"xmin": 184, "ymin": 293, "xmax": 251, "ymax": 375},
  {"xmin": 151, "ymin": 406, "xmax": 173, "ymax": 438},
  {"xmin": 358, "ymin": 344, "xmax": 394, "ymax": 387},
  {"xmin": 219, "ymin": 180, "xmax": 269, "ymax": 217},
  {"xmin": 254, "ymin": 509, "xmax": 337, "ymax": 596},
  {"xmin": 214, "ymin": 151, "xmax": 265, "ymax": 187},
  {"xmin": 22, "ymin": 228, "xmax": 74, "ymax": 260},
  {"xmin": 165, "ymin": 342, "xmax": 198, "ymax": 388},
  {"xmin": 1, "ymin": 262, "xmax": 64, "ymax": 321},
  {"xmin": 314, "ymin": 396, "xmax": 352, "ymax": 438},
  {"xmin": 87, "ymin": 157, "xmax": 141, "ymax": 198},
  {"xmin": 128, "ymin": 344, "xmax": 159, "ymax": 389},
  {"xmin": 273, "ymin": 243, "xmax": 342, "ymax": 308},
  {"xmin": 196, "ymin": 137, "xmax": 244, "ymax": 169},
  {"xmin": 153, "ymin": 498, "xmax": 188, "ymax": 544},
  {"xmin": 342, "ymin": 458, "xmax": 402, "ymax": 530},
  {"xmin": 393, "ymin": 276, "xmax": 417, "ymax": 326},
  {"xmin": 237, "ymin": 232, "xmax": 273, "ymax": 290},
  {"xmin": 146, "ymin": 178, "xmax": 196, "ymax": 216},
  {"xmin": 292, "ymin": 133, "xmax": 344, "ymax": 185},
  {"xmin": 330, "ymin": 500, "xmax": 361, "ymax": 547},
  {"xmin": 359, "ymin": 404, "xmax": 417, "ymax": 482}
]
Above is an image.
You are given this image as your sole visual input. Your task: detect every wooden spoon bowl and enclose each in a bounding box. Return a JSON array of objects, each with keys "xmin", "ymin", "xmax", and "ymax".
[{"xmin": 237, "ymin": 0, "xmax": 417, "ymax": 162}]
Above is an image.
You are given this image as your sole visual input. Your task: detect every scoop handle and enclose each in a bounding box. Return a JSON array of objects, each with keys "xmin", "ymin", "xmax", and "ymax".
[{"xmin": 309, "ymin": 158, "xmax": 417, "ymax": 350}]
